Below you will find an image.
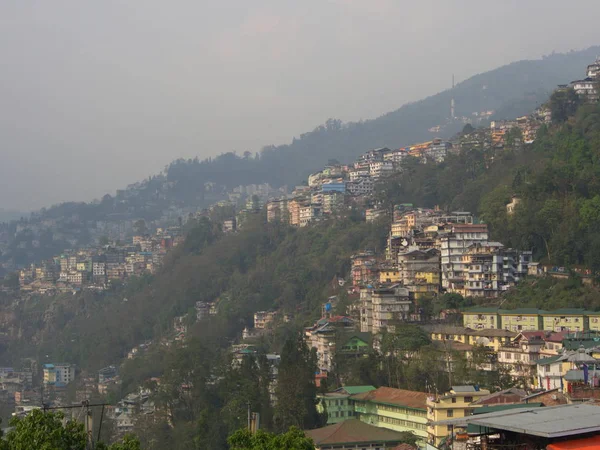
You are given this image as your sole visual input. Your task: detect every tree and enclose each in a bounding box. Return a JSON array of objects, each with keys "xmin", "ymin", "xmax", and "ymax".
[
  {"xmin": 227, "ymin": 426, "xmax": 314, "ymax": 450},
  {"xmin": 2, "ymin": 410, "xmax": 141, "ymax": 450},
  {"xmin": 462, "ymin": 123, "xmax": 475, "ymax": 134},
  {"xmin": 273, "ymin": 335, "xmax": 322, "ymax": 432},
  {"xmin": 4, "ymin": 409, "xmax": 87, "ymax": 450},
  {"xmin": 549, "ymin": 87, "xmax": 580, "ymax": 123}
]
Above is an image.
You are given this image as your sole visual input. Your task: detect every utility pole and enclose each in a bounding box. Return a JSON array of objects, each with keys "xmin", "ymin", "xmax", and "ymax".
[{"xmin": 247, "ymin": 401, "xmax": 251, "ymax": 431}]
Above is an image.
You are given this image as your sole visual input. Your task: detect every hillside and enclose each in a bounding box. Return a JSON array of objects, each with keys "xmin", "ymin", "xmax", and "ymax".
[
  {"xmin": 2, "ymin": 46, "xmax": 598, "ymax": 272},
  {"xmin": 167, "ymin": 46, "xmax": 600, "ymax": 191},
  {"xmin": 1, "ymin": 83, "xmax": 600, "ymax": 448}
]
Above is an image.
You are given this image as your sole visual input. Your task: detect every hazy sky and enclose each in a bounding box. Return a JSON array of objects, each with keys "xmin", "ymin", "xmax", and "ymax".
[{"xmin": 2, "ymin": 0, "xmax": 600, "ymax": 211}]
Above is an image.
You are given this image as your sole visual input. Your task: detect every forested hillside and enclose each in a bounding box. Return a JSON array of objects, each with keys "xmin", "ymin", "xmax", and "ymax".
[
  {"xmin": 167, "ymin": 46, "xmax": 600, "ymax": 192},
  {"xmin": 377, "ymin": 99, "xmax": 600, "ymax": 272},
  {"xmin": 1, "ymin": 214, "xmax": 388, "ymax": 370}
]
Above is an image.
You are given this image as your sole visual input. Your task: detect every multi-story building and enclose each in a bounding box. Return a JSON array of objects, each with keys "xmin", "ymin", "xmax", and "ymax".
[
  {"xmin": 371, "ymin": 286, "xmax": 412, "ymax": 334},
  {"xmin": 462, "ymin": 307, "xmax": 501, "ymax": 329},
  {"xmin": 540, "ymin": 309, "xmax": 588, "ymax": 332},
  {"xmin": 497, "ymin": 331, "xmax": 545, "ymax": 385},
  {"xmin": 440, "ymin": 224, "xmax": 489, "ymax": 292},
  {"xmin": 317, "ymin": 385, "xmax": 376, "ymax": 424},
  {"xmin": 322, "ymin": 191, "xmax": 345, "ymax": 214},
  {"xmin": 352, "ymin": 387, "xmax": 429, "ymax": 441},
  {"xmin": 305, "ymin": 316, "xmax": 355, "ymax": 373},
  {"xmin": 500, "ymin": 309, "xmax": 543, "ymax": 332},
  {"xmin": 360, "ymin": 287, "xmax": 373, "ymax": 333},
  {"xmin": 346, "ymin": 178, "xmax": 374, "ymax": 196},
  {"xmin": 43, "ymin": 363, "xmax": 75, "ymax": 386},
  {"xmin": 299, "ymin": 204, "xmax": 322, "ymax": 227},
  {"xmin": 254, "ymin": 311, "xmax": 278, "ymax": 329},
  {"xmin": 426, "ymin": 386, "xmax": 491, "ymax": 447},
  {"xmin": 369, "ymin": 161, "xmax": 394, "ymax": 179},
  {"xmin": 397, "ymin": 248, "xmax": 440, "ymax": 285}
]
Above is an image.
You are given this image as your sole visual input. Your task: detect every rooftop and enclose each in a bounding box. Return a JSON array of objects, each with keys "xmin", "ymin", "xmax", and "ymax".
[
  {"xmin": 305, "ymin": 419, "xmax": 410, "ymax": 446},
  {"xmin": 350, "ymin": 387, "xmax": 428, "ymax": 410},
  {"xmin": 433, "ymin": 403, "xmax": 600, "ymax": 438}
]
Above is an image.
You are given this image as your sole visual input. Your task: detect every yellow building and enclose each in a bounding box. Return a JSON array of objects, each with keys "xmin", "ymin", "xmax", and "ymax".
[
  {"xmin": 540, "ymin": 309, "xmax": 588, "ymax": 332},
  {"xmin": 462, "ymin": 307, "xmax": 500, "ymax": 329},
  {"xmin": 426, "ymin": 386, "xmax": 490, "ymax": 447},
  {"xmin": 430, "ymin": 326, "xmax": 470, "ymax": 345},
  {"xmin": 379, "ymin": 269, "xmax": 401, "ymax": 284},
  {"xmin": 415, "ymin": 271, "xmax": 439, "ymax": 285},
  {"xmin": 351, "ymin": 387, "xmax": 429, "ymax": 441},
  {"xmin": 499, "ymin": 308, "xmax": 543, "ymax": 332},
  {"xmin": 467, "ymin": 329, "xmax": 517, "ymax": 352},
  {"xmin": 588, "ymin": 311, "xmax": 600, "ymax": 332}
]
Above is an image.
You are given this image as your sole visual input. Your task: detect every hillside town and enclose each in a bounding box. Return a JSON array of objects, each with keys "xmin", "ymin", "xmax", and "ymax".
[{"xmin": 1, "ymin": 56, "xmax": 599, "ymax": 450}]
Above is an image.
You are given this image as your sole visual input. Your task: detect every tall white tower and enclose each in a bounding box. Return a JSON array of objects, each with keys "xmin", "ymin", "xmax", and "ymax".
[{"xmin": 450, "ymin": 74, "xmax": 455, "ymax": 120}]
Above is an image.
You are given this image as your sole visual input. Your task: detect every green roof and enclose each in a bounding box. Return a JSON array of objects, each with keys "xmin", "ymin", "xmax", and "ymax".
[
  {"xmin": 584, "ymin": 310, "xmax": 600, "ymax": 315},
  {"xmin": 499, "ymin": 308, "xmax": 545, "ymax": 315},
  {"xmin": 462, "ymin": 307, "xmax": 499, "ymax": 314},
  {"xmin": 339, "ymin": 386, "xmax": 376, "ymax": 395},
  {"xmin": 535, "ymin": 355, "xmax": 562, "ymax": 365},
  {"xmin": 540, "ymin": 308, "xmax": 586, "ymax": 316}
]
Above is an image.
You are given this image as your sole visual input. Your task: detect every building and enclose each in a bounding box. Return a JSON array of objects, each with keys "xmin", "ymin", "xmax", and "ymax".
[
  {"xmin": 440, "ymin": 224, "xmax": 489, "ymax": 292},
  {"xmin": 305, "ymin": 316, "xmax": 355, "ymax": 373},
  {"xmin": 497, "ymin": 332, "xmax": 546, "ymax": 385},
  {"xmin": 462, "ymin": 307, "xmax": 501, "ymax": 330},
  {"xmin": 432, "ymin": 403, "xmax": 600, "ymax": 450},
  {"xmin": 351, "ymin": 387, "xmax": 429, "ymax": 441},
  {"xmin": 43, "ymin": 363, "xmax": 75, "ymax": 386},
  {"xmin": 254, "ymin": 311, "xmax": 278, "ymax": 329},
  {"xmin": 371, "ymin": 286, "xmax": 412, "ymax": 334},
  {"xmin": 426, "ymin": 385, "xmax": 491, "ymax": 447},
  {"xmin": 299, "ymin": 203, "xmax": 322, "ymax": 227},
  {"xmin": 500, "ymin": 309, "xmax": 543, "ymax": 332},
  {"xmin": 305, "ymin": 419, "xmax": 415, "ymax": 450},
  {"xmin": 317, "ymin": 385, "xmax": 376, "ymax": 424},
  {"xmin": 541, "ymin": 308, "xmax": 588, "ymax": 332}
]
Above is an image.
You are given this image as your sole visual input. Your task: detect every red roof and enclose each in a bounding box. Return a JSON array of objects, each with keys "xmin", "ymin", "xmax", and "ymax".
[
  {"xmin": 545, "ymin": 330, "xmax": 570, "ymax": 343},
  {"xmin": 351, "ymin": 387, "xmax": 428, "ymax": 410},
  {"xmin": 305, "ymin": 419, "xmax": 408, "ymax": 446},
  {"xmin": 547, "ymin": 435, "xmax": 600, "ymax": 449},
  {"xmin": 392, "ymin": 445, "xmax": 417, "ymax": 450}
]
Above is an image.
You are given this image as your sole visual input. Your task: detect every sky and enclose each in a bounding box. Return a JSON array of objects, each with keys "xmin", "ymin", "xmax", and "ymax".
[{"xmin": 1, "ymin": 0, "xmax": 600, "ymax": 211}]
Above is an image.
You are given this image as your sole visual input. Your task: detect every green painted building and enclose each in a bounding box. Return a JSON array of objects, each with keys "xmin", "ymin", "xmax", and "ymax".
[{"xmin": 317, "ymin": 385, "xmax": 376, "ymax": 424}]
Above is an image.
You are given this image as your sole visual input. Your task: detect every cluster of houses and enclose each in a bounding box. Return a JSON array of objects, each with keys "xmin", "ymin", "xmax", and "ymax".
[
  {"xmin": 16, "ymin": 227, "xmax": 183, "ymax": 294},
  {"xmin": 559, "ymin": 56, "xmax": 600, "ymax": 103},
  {"xmin": 310, "ymin": 383, "xmax": 600, "ymax": 450},
  {"xmin": 349, "ymin": 207, "xmax": 534, "ymax": 338},
  {"xmin": 264, "ymin": 140, "xmax": 455, "ymax": 227}
]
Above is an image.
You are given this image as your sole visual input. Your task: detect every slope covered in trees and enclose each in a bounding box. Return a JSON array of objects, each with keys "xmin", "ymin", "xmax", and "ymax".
[
  {"xmin": 167, "ymin": 46, "xmax": 600, "ymax": 192},
  {"xmin": 377, "ymin": 99, "xmax": 600, "ymax": 272}
]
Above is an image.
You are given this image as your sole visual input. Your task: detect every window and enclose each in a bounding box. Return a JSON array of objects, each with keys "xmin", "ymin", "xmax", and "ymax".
[
  {"xmin": 464, "ymin": 396, "xmax": 473, "ymax": 403},
  {"xmin": 447, "ymin": 409, "xmax": 454, "ymax": 417},
  {"xmin": 447, "ymin": 425, "xmax": 454, "ymax": 432},
  {"xmin": 451, "ymin": 397, "xmax": 457, "ymax": 403}
]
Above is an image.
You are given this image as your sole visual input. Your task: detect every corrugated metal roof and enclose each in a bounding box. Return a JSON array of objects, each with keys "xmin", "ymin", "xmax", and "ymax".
[
  {"xmin": 433, "ymin": 404, "xmax": 600, "ymax": 438},
  {"xmin": 452, "ymin": 386, "xmax": 477, "ymax": 393}
]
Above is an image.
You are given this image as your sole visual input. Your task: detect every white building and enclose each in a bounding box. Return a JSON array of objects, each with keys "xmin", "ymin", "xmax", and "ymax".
[
  {"xmin": 346, "ymin": 178, "xmax": 374, "ymax": 196},
  {"xmin": 440, "ymin": 224, "xmax": 489, "ymax": 291},
  {"xmin": 369, "ymin": 161, "xmax": 394, "ymax": 179}
]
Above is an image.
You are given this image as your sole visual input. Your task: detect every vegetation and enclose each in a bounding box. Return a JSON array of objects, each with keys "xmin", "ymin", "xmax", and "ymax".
[
  {"xmin": 227, "ymin": 427, "xmax": 314, "ymax": 450},
  {"xmin": 0, "ymin": 410, "xmax": 140, "ymax": 450}
]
